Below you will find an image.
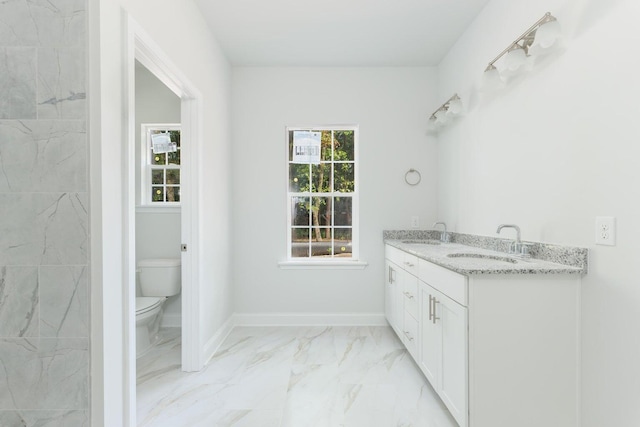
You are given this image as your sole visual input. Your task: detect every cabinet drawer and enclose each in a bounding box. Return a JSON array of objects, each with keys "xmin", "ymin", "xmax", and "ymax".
[
  {"xmin": 419, "ymin": 259, "xmax": 468, "ymax": 306},
  {"xmin": 403, "ymin": 276, "xmax": 418, "ymax": 319},
  {"xmin": 402, "ymin": 253, "xmax": 419, "ymax": 276},
  {"xmin": 386, "ymin": 245, "xmax": 419, "ymax": 276},
  {"xmin": 403, "ymin": 310, "xmax": 418, "ymax": 356}
]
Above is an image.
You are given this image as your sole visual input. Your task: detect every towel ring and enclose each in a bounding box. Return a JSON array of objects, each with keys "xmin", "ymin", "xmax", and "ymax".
[{"xmin": 404, "ymin": 169, "xmax": 421, "ymax": 186}]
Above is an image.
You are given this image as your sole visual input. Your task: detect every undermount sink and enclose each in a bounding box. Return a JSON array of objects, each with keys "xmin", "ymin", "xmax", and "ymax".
[
  {"xmin": 401, "ymin": 240, "xmax": 441, "ymax": 245},
  {"xmin": 446, "ymin": 253, "xmax": 518, "ymax": 264}
]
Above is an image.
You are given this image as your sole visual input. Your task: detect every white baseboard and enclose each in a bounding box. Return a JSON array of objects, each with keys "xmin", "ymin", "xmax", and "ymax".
[
  {"xmin": 161, "ymin": 313, "xmax": 181, "ymax": 328},
  {"xmin": 233, "ymin": 312, "xmax": 387, "ymax": 326},
  {"xmin": 202, "ymin": 315, "xmax": 235, "ymax": 365}
]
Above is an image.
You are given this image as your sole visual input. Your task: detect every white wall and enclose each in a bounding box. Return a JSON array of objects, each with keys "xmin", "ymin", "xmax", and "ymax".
[
  {"xmin": 436, "ymin": 0, "xmax": 640, "ymax": 425},
  {"xmin": 94, "ymin": 1, "xmax": 232, "ymax": 425},
  {"xmin": 232, "ymin": 67, "xmax": 439, "ymax": 316},
  {"xmin": 135, "ymin": 61, "xmax": 182, "ymax": 323}
]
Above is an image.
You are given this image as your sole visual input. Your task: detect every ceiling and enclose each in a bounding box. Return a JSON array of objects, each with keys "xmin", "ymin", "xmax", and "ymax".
[{"xmin": 194, "ymin": 0, "xmax": 491, "ymax": 66}]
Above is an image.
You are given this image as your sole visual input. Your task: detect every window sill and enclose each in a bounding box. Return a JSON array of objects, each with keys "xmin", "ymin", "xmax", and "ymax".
[
  {"xmin": 136, "ymin": 205, "xmax": 181, "ymax": 214},
  {"xmin": 278, "ymin": 260, "xmax": 368, "ymax": 270}
]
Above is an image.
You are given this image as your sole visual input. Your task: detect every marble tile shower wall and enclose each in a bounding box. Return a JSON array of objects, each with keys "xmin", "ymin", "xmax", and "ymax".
[{"xmin": 0, "ymin": 1, "xmax": 89, "ymax": 426}]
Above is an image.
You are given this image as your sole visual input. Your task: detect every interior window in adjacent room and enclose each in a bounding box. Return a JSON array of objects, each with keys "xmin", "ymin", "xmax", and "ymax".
[{"xmin": 141, "ymin": 124, "xmax": 181, "ymax": 205}]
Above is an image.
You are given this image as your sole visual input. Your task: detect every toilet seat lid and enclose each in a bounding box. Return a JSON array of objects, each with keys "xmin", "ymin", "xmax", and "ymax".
[{"xmin": 136, "ymin": 297, "xmax": 164, "ymax": 314}]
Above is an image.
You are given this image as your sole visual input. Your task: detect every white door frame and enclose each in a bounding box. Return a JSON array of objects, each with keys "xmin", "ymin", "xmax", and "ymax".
[{"xmin": 123, "ymin": 14, "xmax": 203, "ymax": 425}]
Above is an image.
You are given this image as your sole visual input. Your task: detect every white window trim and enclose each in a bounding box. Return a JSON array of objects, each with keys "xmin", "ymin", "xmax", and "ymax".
[
  {"xmin": 284, "ymin": 125, "xmax": 364, "ymax": 268},
  {"xmin": 140, "ymin": 123, "xmax": 181, "ymax": 207}
]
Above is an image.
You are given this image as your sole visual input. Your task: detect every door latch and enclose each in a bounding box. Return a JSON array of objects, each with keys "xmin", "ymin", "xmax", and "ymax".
[{"xmin": 181, "ymin": 244, "xmax": 187, "ymax": 252}]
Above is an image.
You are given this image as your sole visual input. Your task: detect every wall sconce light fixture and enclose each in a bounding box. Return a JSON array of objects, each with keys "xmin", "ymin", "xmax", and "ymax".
[
  {"xmin": 428, "ymin": 94, "xmax": 463, "ymax": 132},
  {"xmin": 482, "ymin": 12, "xmax": 561, "ymax": 89}
]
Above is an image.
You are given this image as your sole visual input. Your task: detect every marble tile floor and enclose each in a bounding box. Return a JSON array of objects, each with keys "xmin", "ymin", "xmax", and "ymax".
[{"xmin": 137, "ymin": 326, "xmax": 457, "ymax": 427}]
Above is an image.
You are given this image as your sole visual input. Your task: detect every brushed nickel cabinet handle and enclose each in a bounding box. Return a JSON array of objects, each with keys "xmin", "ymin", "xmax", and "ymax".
[
  {"xmin": 432, "ymin": 297, "xmax": 440, "ymax": 324},
  {"xmin": 428, "ymin": 295, "xmax": 434, "ymax": 321}
]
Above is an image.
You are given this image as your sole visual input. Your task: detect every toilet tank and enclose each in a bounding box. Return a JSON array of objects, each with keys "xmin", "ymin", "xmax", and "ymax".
[{"xmin": 138, "ymin": 258, "xmax": 181, "ymax": 297}]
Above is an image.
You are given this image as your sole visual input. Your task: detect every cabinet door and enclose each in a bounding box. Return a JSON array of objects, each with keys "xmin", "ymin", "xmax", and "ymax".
[
  {"xmin": 436, "ymin": 289, "xmax": 468, "ymax": 427},
  {"xmin": 394, "ymin": 267, "xmax": 405, "ymax": 336},
  {"xmin": 420, "ymin": 283, "xmax": 441, "ymax": 388},
  {"xmin": 384, "ymin": 260, "xmax": 401, "ymax": 334}
]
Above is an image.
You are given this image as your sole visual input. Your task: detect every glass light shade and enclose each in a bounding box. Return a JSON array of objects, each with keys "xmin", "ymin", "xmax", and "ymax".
[
  {"xmin": 446, "ymin": 98, "xmax": 463, "ymax": 116},
  {"xmin": 504, "ymin": 46, "xmax": 527, "ymax": 71},
  {"xmin": 427, "ymin": 117, "xmax": 438, "ymax": 132},
  {"xmin": 533, "ymin": 19, "xmax": 561, "ymax": 49},
  {"xmin": 482, "ymin": 66, "xmax": 504, "ymax": 91},
  {"xmin": 434, "ymin": 109, "xmax": 449, "ymax": 125}
]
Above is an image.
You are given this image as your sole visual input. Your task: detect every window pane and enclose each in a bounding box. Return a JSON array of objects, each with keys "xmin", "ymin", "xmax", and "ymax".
[
  {"xmin": 166, "ymin": 169, "xmax": 180, "ymax": 184},
  {"xmin": 311, "ymin": 164, "xmax": 331, "ymax": 193},
  {"xmin": 168, "ymin": 149, "xmax": 180, "ymax": 165},
  {"xmin": 169, "ymin": 130, "xmax": 180, "ymax": 147},
  {"xmin": 334, "ymin": 163, "xmax": 354, "ymax": 193},
  {"xmin": 152, "ymin": 153, "xmax": 166, "ymax": 165},
  {"xmin": 166, "ymin": 186, "xmax": 180, "ymax": 202},
  {"xmin": 151, "ymin": 170, "xmax": 164, "ymax": 185},
  {"xmin": 312, "ymin": 197, "xmax": 331, "ymax": 229},
  {"xmin": 321, "ymin": 130, "xmax": 332, "ymax": 161},
  {"xmin": 334, "ymin": 197, "xmax": 352, "ymax": 226},
  {"xmin": 152, "ymin": 187, "xmax": 164, "ymax": 202},
  {"xmin": 334, "ymin": 130, "xmax": 354, "ymax": 161},
  {"xmin": 311, "ymin": 228, "xmax": 333, "ymax": 257},
  {"xmin": 289, "ymin": 164, "xmax": 310, "ymax": 192},
  {"xmin": 291, "ymin": 228, "xmax": 309, "ymax": 258},
  {"xmin": 288, "ymin": 130, "xmax": 295, "ymax": 161},
  {"xmin": 334, "ymin": 228, "xmax": 353, "ymax": 258},
  {"xmin": 292, "ymin": 197, "xmax": 310, "ymax": 226}
]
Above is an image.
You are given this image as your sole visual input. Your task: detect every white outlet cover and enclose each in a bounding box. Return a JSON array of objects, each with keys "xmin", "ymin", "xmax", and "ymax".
[{"xmin": 595, "ymin": 216, "xmax": 616, "ymax": 246}]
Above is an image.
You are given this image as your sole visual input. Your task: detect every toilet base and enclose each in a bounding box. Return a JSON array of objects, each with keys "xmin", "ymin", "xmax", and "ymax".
[{"xmin": 136, "ymin": 303, "xmax": 164, "ymax": 358}]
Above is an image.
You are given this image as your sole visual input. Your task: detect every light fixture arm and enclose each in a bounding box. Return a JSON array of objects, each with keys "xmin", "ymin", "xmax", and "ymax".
[
  {"xmin": 485, "ymin": 12, "xmax": 556, "ymax": 70},
  {"xmin": 429, "ymin": 94, "xmax": 461, "ymax": 120}
]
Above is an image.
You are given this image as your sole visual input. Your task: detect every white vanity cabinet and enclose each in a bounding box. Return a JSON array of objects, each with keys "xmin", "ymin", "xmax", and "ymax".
[{"xmin": 384, "ymin": 243, "xmax": 581, "ymax": 427}]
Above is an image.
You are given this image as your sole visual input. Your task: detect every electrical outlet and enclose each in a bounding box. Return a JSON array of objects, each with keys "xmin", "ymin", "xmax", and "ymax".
[
  {"xmin": 595, "ymin": 216, "xmax": 616, "ymax": 246},
  {"xmin": 411, "ymin": 216, "xmax": 420, "ymax": 229}
]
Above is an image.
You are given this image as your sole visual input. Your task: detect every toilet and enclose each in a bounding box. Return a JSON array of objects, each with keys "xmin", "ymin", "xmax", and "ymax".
[{"xmin": 136, "ymin": 258, "xmax": 181, "ymax": 358}]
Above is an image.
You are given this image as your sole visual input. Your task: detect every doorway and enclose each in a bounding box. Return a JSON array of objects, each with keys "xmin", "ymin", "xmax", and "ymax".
[
  {"xmin": 132, "ymin": 61, "xmax": 181, "ymax": 346},
  {"xmin": 124, "ymin": 17, "xmax": 204, "ymax": 426}
]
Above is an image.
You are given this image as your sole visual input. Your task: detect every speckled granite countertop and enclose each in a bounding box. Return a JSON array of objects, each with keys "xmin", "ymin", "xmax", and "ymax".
[{"xmin": 384, "ymin": 230, "xmax": 588, "ymax": 276}]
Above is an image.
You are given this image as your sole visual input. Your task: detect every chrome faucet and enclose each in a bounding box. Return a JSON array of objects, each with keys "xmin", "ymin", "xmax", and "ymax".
[
  {"xmin": 496, "ymin": 224, "xmax": 530, "ymax": 258},
  {"xmin": 433, "ymin": 222, "xmax": 450, "ymax": 243}
]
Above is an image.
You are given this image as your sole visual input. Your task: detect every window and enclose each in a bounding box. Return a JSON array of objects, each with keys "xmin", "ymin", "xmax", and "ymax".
[
  {"xmin": 287, "ymin": 126, "xmax": 358, "ymax": 261},
  {"xmin": 141, "ymin": 124, "xmax": 181, "ymax": 205}
]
